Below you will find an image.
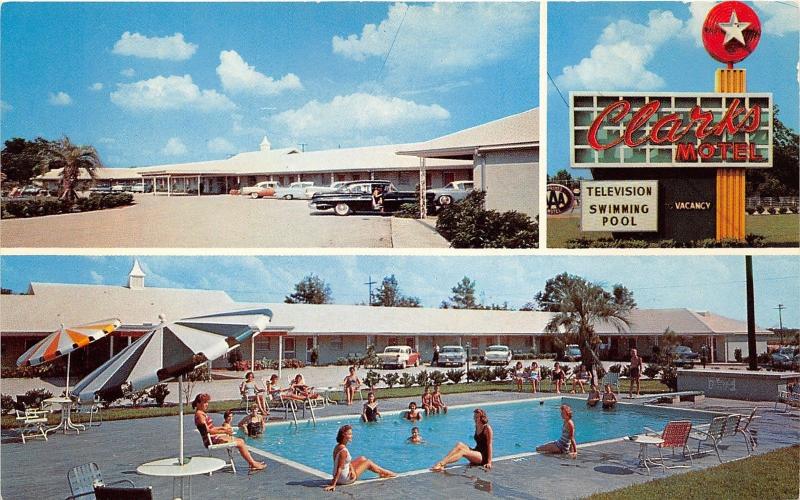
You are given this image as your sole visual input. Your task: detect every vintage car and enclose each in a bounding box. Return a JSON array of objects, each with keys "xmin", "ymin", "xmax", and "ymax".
[
  {"xmin": 563, "ymin": 344, "xmax": 582, "ymax": 362},
  {"xmin": 377, "ymin": 346, "xmax": 420, "ymax": 369},
  {"xmin": 672, "ymin": 346, "xmax": 700, "ymax": 367},
  {"xmin": 241, "ymin": 181, "xmax": 279, "ymax": 199},
  {"xmin": 437, "ymin": 345, "xmax": 467, "ymax": 367},
  {"xmin": 483, "ymin": 345, "xmax": 513, "ymax": 365},
  {"xmin": 771, "ymin": 347, "xmax": 799, "ymax": 369},
  {"xmin": 304, "ymin": 181, "xmax": 348, "ymax": 198},
  {"xmin": 308, "ymin": 180, "xmax": 417, "ymax": 216},
  {"xmin": 274, "ymin": 181, "xmax": 314, "ymax": 200},
  {"xmin": 426, "ymin": 181, "xmax": 475, "ymax": 210},
  {"xmin": 20, "ymin": 185, "xmax": 50, "ymax": 196},
  {"xmin": 130, "ymin": 184, "xmax": 153, "ymax": 193}
]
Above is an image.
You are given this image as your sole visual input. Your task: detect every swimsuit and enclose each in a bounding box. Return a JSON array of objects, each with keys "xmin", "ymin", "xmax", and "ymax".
[
  {"xmin": 243, "ymin": 381, "xmax": 259, "ymax": 397},
  {"xmin": 363, "ymin": 403, "xmax": 379, "ymax": 422},
  {"xmin": 530, "ymin": 370, "xmax": 540, "ymax": 381},
  {"xmin": 406, "ymin": 411, "xmax": 421, "ymax": 421},
  {"xmin": 471, "ymin": 426, "xmax": 491, "ymax": 465},
  {"xmin": 553, "ymin": 421, "xmax": 571, "ymax": 453},
  {"xmin": 335, "ymin": 447, "xmax": 355, "ymax": 485},
  {"xmin": 345, "ymin": 376, "xmax": 359, "ymax": 388},
  {"xmin": 246, "ymin": 420, "xmax": 263, "ymax": 437},
  {"xmin": 196, "ymin": 414, "xmax": 225, "ymax": 445},
  {"xmin": 553, "ymin": 371, "xmax": 564, "ymax": 381}
]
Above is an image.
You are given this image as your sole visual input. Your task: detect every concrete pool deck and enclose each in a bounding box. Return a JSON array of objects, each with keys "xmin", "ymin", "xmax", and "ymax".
[{"xmin": 2, "ymin": 392, "xmax": 797, "ymax": 499}]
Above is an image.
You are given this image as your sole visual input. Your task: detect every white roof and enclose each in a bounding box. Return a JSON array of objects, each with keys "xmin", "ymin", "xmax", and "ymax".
[
  {"xmin": 36, "ymin": 167, "xmax": 142, "ymax": 181},
  {"xmin": 398, "ymin": 108, "xmax": 539, "ymax": 159},
  {"xmin": 0, "ymin": 282, "xmax": 769, "ymax": 337}
]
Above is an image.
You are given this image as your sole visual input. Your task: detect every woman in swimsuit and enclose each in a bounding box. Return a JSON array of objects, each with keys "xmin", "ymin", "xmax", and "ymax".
[
  {"xmin": 602, "ymin": 384, "xmax": 618, "ymax": 410},
  {"xmin": 361, "ymin": 392, "xmax": 380, "ymax": 422},
  {"xmin": 291, "ymin": 373, "xmax": 320, "ymax": 401},
  {"xmin": 528, "ymin": 362, "xmax": 541, "ymax": 393},
  {"xmin": 571, "ymin": 365, "xmax": 590, "ymax": 394},
  {"xmin": 323, "ymin": 425, "xmax": 396, "ymax": 491},
  {"xmin": 431, "ymin": 408, "xmax": 493, "ymax": 472},
  {"xmin": 513, "ymin": 362, "xmax": 526, "ymax": 392},
  {"xmin": 405, "ymin": 401, "xmax": 423, "ymax": 421},
  {"xmin": 343, "ymin": 366, "xmax": 362, "ymax": 405},
  {"xmin": 192, "ymin": 393, "xmax": 266, "ymax": 470},
  {"xmin": 266, "ymin": 373, "xmax": 305, "ymax": 404},
  {"xmin": 238, "ymin": 406, "xmax": 266, "ymax": 437},
  {"xmin": 421, "ymin": 386, "xmax": 434, "ymax": 414},
  {"xmin": 586, "ymin": 384, "xmax": 601, "ymax": 407},
  {"xmin": 536, "ymin": 404, "xmax": 577, "ymax": 458},
  {"xmin": 431, "ymin": 385, "xmax": 448, "ymax": 414},
  {"xmin": 552, "ymin": 362, "xmax": 565, "ymax": 394},
  {"xmin": 240, "ymin": 371, "xmax": 269, "ymax": 415}
]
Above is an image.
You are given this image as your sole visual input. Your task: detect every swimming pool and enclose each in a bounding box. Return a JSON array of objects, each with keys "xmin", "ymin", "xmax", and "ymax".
[{"xmin": 245, "ymin": 398, "xmax": 712, "ymax": 477}]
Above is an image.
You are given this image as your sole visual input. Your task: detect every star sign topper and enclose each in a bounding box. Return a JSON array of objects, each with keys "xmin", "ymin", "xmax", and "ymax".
[{"xmin": 702, "ymin": 1, "xmax": 761, "ymax": 66}]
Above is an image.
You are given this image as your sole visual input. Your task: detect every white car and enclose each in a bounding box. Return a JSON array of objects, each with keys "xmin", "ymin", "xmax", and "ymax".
[
  {"xmin": 437, "ymin": 345, "xmax": 467, "ymax": 367},
  {"xmin": 305, "ymin": 182, "xmax": 348, "ymax": 198},
  {"xmin": 377, "ymin": 346, "xmax": 420, "ymax": 369},
  {"xmin": 241, "ymin": 181, "xmax": 279, "ymax": 199},
  {"xmin": 483, "ymin": 345, "xmax": 513, "ymax": 365},
  {"xmin": 274, "ymin": 181, "xmax": 314, "ymax": 200}
]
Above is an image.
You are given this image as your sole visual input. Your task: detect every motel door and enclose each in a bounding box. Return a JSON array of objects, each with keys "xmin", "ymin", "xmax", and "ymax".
[
  {"xmin": 306, "ymin": 338, "xmax": 314, "ymax": 363},
  {"xmin": 284, "ymin": 337, "xmax": 296, "ymax": 360},
  {"xmin": 443, "ymin": 172, "xmax": 455, "ymax": 185}
]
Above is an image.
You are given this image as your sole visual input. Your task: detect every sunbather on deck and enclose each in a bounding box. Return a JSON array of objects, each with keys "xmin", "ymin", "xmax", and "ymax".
[
  {"xmin": 291, "ymin": 374, "xmax": 320, "ymax": 401},
  {"xmin": 536, "ymin": 404, "xmax": 577, "ymax": 458},
  {"xmin": 323, "ymin": 425, "xmax": 396, "ymax": 491},
  {"xmin": 513, "ymin": 362, "xmax": 527, "ymax": 392},
  {"xmin": 240, "ymin": 371, "xmax": 269, "ymax": 415},
  {"xmin": 192, "ymin": 393, "xmax": 266, "ymax": 471}
]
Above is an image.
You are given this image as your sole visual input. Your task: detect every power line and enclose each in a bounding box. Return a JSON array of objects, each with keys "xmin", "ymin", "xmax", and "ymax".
[
  {"xmin": 547, "ymin": 71, "xmax": 569, "ymax": 107},
  {"xmin": 375, "ymin": 4, "xmax": 409, "ymax": 82}
]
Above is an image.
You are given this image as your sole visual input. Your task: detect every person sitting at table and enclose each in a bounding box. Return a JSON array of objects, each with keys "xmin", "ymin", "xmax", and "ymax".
[
  {"xmin": 571, "ymin": 365, "xmax": 590, "ymax": 394},
  {"xmin": 240, "ymin": 371, "xmax": 269, "ymax": 415},
  {"xmin": 192, "ymin": 393, "xmax": 265, "ymax": 471},
  {"xmin": 361, "ymin": 392, "xmax": 381, "ymax": 422},
  {"xmin": 432, "ymin": 385, "xmax": 448, "ymax": 414},
  {"xmin": 602, "ymin": 384, "xmax": 618, "ymax": 410},
  {"xmin": 343, "ymin": 366, "xmax": 362, "ymax": 406},
  {"xmin": 405, "ymin": 401, "xmax": 423, "ymax": 421},
  {"xmin": 421, "ymin": 386, "xmax": 435, "ymax": 415},
  {"xmin": 238, "ymin": 406, "xmax": 266, "ymax": 437},
  {"xmin": 586, "ymin": 384, "xmax": 601, "ymax": 407}
]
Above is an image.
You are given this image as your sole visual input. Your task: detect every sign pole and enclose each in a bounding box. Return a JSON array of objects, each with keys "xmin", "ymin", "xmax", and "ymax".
[{"xmin": 715, "ymin": 68, "xmax": 747, "ymax": 240}]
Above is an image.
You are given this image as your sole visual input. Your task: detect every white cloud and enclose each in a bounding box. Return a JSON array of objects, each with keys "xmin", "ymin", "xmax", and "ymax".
[
  {"xmin": 207, "ymin": 137, "xmax": 236, "ymax": 154},
  {"xmin": 161, "ymin": 137, "xmax": 187, "ymax": 156},
  {"xmin": 0, "ymin": 100, "xmax": 12, "ymax": 112},
  {"xmin": 216, "ymin": 50, "xmax": 302, "ymax": 95},
  {"xmin": 682, "ymin": 2, "xmax": 714, "ymax": 46},
  {"xmin": 110, "ymin": 75, "xmax": 235, "ymax": 112},
  {"xmin": 89, "ymin": 82, "xmax": 104, "ymax": 91},
  {"xmin": 270, "ymin": 92, "xmax": 449, "ymax": 139},
  {"xmin": 112, "ymin": 32, "xmax": 198, "ymax": 61},
  {"xmin": 120, "ymin": 68, "xmax": 136, "ymax": 77},
  {"xmin": 556, "ymin": 10, "xmax": 684, "ymax": 91},
  {"xmin": 332, "ymin": 3, "xmax": 536, "ymax": 79},
  {"xmin": 48, "ymin": 91, "xmax": 73, "ymax": 106},
  {"xmin": 756, "ymin": 1, "xmax": 800, "ymax": 36}
]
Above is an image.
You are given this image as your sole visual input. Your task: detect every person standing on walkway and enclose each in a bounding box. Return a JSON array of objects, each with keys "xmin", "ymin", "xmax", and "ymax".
[
  {"xmin": 628, "ymin": 349, "xmax": 642, "ymax": 398},
  {"xmin": 432, "ymin": 344, "xmax": 440, "ymax": 367}
]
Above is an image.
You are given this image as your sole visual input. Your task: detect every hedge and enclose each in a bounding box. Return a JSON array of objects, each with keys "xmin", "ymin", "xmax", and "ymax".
[{"xmin": 2, "ymin": 193, "xmax": 133, "ymax": 219}]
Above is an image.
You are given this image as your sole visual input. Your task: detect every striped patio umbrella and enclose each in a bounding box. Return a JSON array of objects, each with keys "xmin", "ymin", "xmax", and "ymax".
[
  {"xmin": 16, "ymin": 318, "xmax": 121, "ymax": 394},
  {"xmin": 71, "ymin": 307, "xmax": 272, "ymax": 464}
]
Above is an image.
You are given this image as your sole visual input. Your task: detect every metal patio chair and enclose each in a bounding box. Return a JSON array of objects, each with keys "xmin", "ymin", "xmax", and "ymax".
[{"xmin": 67, "ymin": 462, "xmax": 136, "ymax": 500}]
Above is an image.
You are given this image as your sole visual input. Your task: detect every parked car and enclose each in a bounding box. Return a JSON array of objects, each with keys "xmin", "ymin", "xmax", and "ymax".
[
  {"xmin": 672, "ymin": 346, "xmax": 700, "ymax": 367},
  {"xmin": 130, "ymin": 184, "xmax": 152, "ymax": 193},
  {"xmin": 241, "ymin": 181, "xmax": 279, "ymax": 199},
  {"xmin": 88, "ymin": 186, "xmax": 113, "ymax": 194},
  {"xmin": 563, "ymin": 344, "xmax": 582, "ymax": 362},
  {"xmin": 483, "ymin": 345, "xmax": 512, "ymax": 365},
  {"xmin": 304, "ymin": 182, "xmax": 348, "ymax": 198},
  {"xmin": 377, "ymin": 346, "xmax": 420, "ymax": 369},
  {"xmin": 111, "ymin": 184, "xmax": 129, "ymax": 192},
  {"xmin": 308, "ymin": 180, "xmax": 417, "ymax": 216},
  {"xmin": 771, "ymin": 347, "xmax": 799, "ymax": 369},
  {"xmin": 20, "ymin": 185, "xmax": 49, "ymax": 197},
  {"xmin": 272, "ymin": 181, "xmax": 314, "ymax": 200},
  {"xmin": 436, "ymin": 345, "xmax": 467, "ymax": 367},
  {"xmin": 426, "ymin": 181, "xmax": 475, "ymax": 210}
]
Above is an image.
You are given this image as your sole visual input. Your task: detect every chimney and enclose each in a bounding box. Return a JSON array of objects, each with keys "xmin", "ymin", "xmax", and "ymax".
[
  {"xmin": 128, "ymin": 258, "xmax": 145, "ymax": 289},
  {"xmin": 259, "ymin": 136, "xmax": 271, "ymax": 152}
]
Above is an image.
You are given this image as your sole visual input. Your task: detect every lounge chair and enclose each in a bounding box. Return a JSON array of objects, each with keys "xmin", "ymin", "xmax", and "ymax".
[
  {"xmin": 643, "ymin": 420, "xmax": 694, "ymax": 472},
  {"xmin": 93, "ymin": 485, "xmax": 153, "ymax": 500},
  {"xmin": 15, "ymin": 408, "xmax": 49, "ymax": 444},
  {"xmin": 266, "ymin": 391, "xmax": 299, "ymax": 425},
  {"xmin": 688, "ymin": 415, "xmax": 727, "ymax": 462},
  {"xmin": 736, "ymin": 407, "xmax": 760, "ymax": 454},
  {"xmin": 775, "ymin": 389, "xmax": 800, "ymax": 411},
  {"xmin": 196, "ymin": 421, "xmax": 237, "ymax": 474},
  {"xmin": 73, "ymin": 398, "xmax": 102, "ymax": 428},
  {"xmin": 67, "ymin": 462, "xmax": 136, "ymax": 500}
]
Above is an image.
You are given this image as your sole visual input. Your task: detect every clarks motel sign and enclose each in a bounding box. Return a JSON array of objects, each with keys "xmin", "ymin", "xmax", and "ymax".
[{"xmin": 569, "ymin": 1, "xmax": 771, "ymax": 241}]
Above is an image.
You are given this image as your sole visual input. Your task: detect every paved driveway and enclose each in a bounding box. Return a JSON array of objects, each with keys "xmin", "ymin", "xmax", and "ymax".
[{"xmin": 0, "ymin": 194, "xmax": 447, "ymax": 248}]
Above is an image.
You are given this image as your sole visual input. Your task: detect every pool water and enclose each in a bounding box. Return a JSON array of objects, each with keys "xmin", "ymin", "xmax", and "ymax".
[{"xmin": 245, "ymin": 398, "xmax": 710, "ymax": 476}]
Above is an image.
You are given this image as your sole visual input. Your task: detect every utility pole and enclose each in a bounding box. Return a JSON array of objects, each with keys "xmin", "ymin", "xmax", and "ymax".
[
  {"xmin": 298, "ymin": 143, "xmax": 307, "ymax": 153},
  {"xmin": 775, "ymin": 304, "xmax": 786, "ymax": 345},
  {"xmin": 364, "ymin": 275, "xmax": 377, "ymax": 306},
  {"xmin": 745, "ymin": 256, "xmax": 758, "ymax": 371}
]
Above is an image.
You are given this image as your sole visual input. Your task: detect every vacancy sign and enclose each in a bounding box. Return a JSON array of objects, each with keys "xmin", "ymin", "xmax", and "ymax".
[
  {"xmin": 570, "ymin": 92, "xmax": 772, "ymax": 168},
  {"xmin": 581, "ymin": 180, "xmax": 658, "ymax": 232}
]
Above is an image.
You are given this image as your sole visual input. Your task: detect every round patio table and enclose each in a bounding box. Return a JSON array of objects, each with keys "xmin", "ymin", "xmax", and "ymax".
[
  {"xmin": 43, "ymin": 397, "xmax": 85, "ymax": 435},
  {"xmin": 627, "ymin": 434, "xmax": 665, "ymax": 475},
  {"xmin": 137, "ymin": 456, "xmax": 225, "ymax": 500}
]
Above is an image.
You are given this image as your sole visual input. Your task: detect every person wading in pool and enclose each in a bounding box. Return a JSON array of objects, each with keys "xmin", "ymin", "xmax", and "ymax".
[
  {"xmin": 323, "ymin": 425, "xmax": 396, "ymax": 492},
  {"xmin": 431, "ymin": 408, "xmax": 493, "ymax": 472},
  {"xmin": 536, "ymin": 404, "xmax": 577, "ymax": 459},
  {"xmin": 628, "ymin": 348, "xmax": 643, "ymax": 398}
]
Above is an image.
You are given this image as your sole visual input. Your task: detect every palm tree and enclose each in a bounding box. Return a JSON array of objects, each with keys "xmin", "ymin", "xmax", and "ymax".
[
  {"xmin": 542, "ymin": 274, "xmax": 633, "ymax": 384},
  {"xmin": 37, "ymin": 136, "xmax": 102, "ymax": 203}
]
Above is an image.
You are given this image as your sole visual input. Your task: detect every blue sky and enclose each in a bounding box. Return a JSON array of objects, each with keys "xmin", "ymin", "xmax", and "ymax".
[
  {"xmin": 547, "ymin": 1, "xmax": 799, "ymax": 176},
  {"xmin": 0, "ymin": 2, "xmax": 538, "ymax": 167},
  {"xmin": 1, "ymin": 255, "xmax": 798, "ymax": 329}
]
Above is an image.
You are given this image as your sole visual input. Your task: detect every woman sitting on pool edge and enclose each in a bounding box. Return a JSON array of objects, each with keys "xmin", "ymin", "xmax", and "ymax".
[
  {"xmin": 536, "ymin": 404, "xmax": 577, "ymax": 459},
  {"xmin": 405, "ymin": 401, "xmax": 423, "ymax": 421},
  {"xmin": 192, "ymin": 393, "xmax": 266, "ymax": 471},
  {"xmin": 431, "ymin": 408, "xmax": 492, "ymax": 472},
  {"xmin": 323, "ymin": 425, "xmax": 396, "ymax": 491},
  {"xmin": 432, "ymin": 385, "xmax": 448, "ymax": 414},
  {"xmin": 421, "ymin": 386, "xmax": 434, "ymax": 415}
]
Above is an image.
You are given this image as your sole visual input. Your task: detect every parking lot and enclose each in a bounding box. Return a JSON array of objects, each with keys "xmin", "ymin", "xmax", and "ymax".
[{"xmin": 1, "ymin": 194, "xmax": 448, "ymax": 248}]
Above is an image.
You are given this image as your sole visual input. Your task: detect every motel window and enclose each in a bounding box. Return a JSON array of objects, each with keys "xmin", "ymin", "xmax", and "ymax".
[
  {"xmin": 525, "ymin": 337, "xmax": 533, "ymax": 348},
  {"xmin": 425, "ymin": 173, "xmax": 432, "ymax": 187},
  {"xmin": 289, "ymin": 176, "xmax": 296, "ymax": 184},
  {"xmin": 255, "ymin": 336, "xmax": 271, "ymax": 351},
  {"xmin": 352, "ymin": 174, "xmax": 361, "ymax": 181},
  {"xmin": 336, "ymin": 174, "xmax": 345, "ymax": 182},
  {"xmin": 443, "ymin": 172, "xmax": 455, "ymax": 185},
  {"xmin": 331, "ymin": 336, "xmax": 343, "ymax": 350},
  {"xmin": 470, "ymin": 337, "xmax": 479, "ymax": 349},
  {"xmin": 284, "ymin": 338, "xmax": 296, "ymax": 359},
  {"xmin": 405, "ymin": 337, "xmax": 415, "ymax": 350},
  {"xmin": 388, "ymin": 337, "xmax": 398, "ymax": 346}
]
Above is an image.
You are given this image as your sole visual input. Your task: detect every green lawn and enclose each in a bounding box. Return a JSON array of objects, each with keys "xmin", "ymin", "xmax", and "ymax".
[
  {"xmin": 589, "ymin": 446, "xmax": 800, "ymax": 500},
  {"xmin": 548, "ymin": 214, "xmax": 799, "ymax": 248},
  {"xmin": 0, "ymin": 379, "xmax": 670, "ymax": 429}
]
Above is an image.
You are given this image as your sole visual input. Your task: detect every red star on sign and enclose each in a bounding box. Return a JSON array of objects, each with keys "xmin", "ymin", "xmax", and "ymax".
[{"xmin": 702, "ymin": 1, "xmax": 761, "ymax": 65}]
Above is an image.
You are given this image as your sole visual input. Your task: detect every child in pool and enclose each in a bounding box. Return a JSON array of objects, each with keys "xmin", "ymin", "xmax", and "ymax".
[
  {"xmin": 407, "ymin": 426, "xmax": 424, "ymax": 444},
  {"xmin": 405, "ymin": 402, "xmax": 423, "ymax": 421}
]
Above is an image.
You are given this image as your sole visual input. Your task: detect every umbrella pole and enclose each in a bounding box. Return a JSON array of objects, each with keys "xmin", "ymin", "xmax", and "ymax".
[
  {"xmin": 65, "ymin": 352, "xmax": 71, "ymax": 395},
  {"xmin": 179, "ymin": 374, "xmax": 184, "ymax": 465}
]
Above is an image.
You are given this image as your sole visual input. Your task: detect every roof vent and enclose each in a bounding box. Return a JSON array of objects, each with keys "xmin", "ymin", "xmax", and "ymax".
[{"xmin": 694, "ymin": 310, "xmax": 709, "ymax": 316}]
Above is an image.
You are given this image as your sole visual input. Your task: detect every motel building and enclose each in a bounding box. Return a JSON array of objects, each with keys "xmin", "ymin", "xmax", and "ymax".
[
  {"xmin": 32, "ymin": 109, "xmax": 539, "ymax": 216},
  {"xmin": 0, "ymin": 261, "xmax": 771, "ymax": 373}
]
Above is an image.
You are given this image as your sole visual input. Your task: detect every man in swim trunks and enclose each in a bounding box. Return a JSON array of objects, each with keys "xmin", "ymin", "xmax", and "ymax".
[{"xmin": 628, "ymin": 348, "xmax": 642, "ymax": 398}]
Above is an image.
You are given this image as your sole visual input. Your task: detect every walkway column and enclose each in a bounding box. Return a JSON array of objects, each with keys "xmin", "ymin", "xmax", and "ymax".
[
  {"xmin": 251, "ymin": 333, "xmax": 257, "ymax": 370},
  {"xmin": 109, "ymin": 335, "xmax": 114, "ymax": 358},
  {"xmin": 419, "ymin": 157, "xmax": 427, "ymax": 219},
  {"xmin": 197, "ymin": 175, "xmax": 201, "ymax": 196},
  {"xmin": 167, "ymin": 175, "xmax": 171, "ymax": 196},
  {"xmin": 278, "ymin": 336, "xmax": 284, "ymax": 381}
]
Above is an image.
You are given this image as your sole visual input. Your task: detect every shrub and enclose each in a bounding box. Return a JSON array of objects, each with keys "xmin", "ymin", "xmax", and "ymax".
[
  {"xmin": 734, "ymin": 348, "xmax": 742, "ymax": 363},
  {"xmin": 767, "ymin": 206, "xmax": 778, "ymax": 215},
  {"xmin": 148, "ymin": 384, "xmax": 170, "ymax": 407},
  {"xmin": 361, "ymin": 346, "xmax": 380, "ymax": 369},
  {"xmin": 779, "ymin": 206, "xmax": 790, "ymax": 214},
  {"xmin": 1, "ymin": 394, "xmax": 15, "ymax": 414},
  {"xmin": 755, "ymin": 204, "xmax": 764, "ymax": 213},
  {"xmin": 445, "ymin": 369, "xmax": 465, "ymax": 384},
  {"xmin": 415, "ymin": 370, "xmax": 429, "ymax": 387},
  {"xmin": 608, "ymin": 364, "xmax": 622, "ymax": 374},
  {"xmin": 1, "ymin": 198, "xmax": 69, "ymax": 219},
  {"xmin": 435, "ymin": 191, "xmax": 538, "ymax": 248},
  {"xmin": 127, "ymin": 389, "xmax": 150, "ymax": 407},
  {"xmin": 567, "ymin": 236, "xmax": 765, "ymax": 249},
  {"xmin": 429, "ymin": 370, "xmax": 447, "ymax": 386},
  {"xmin": 643, "ymin": 363, "xmax": 661, "ymax": 380},
  {"xmin": 228, "ymin": 349, "xmax": 243, "ymax": 370},
  {"xmin": 364, "ymin": 370, "xmax": 381, "ymax": 389},
  {"xmin": 745, "ymin": 207, "xmax": 755, "ymax": 215},
  {"xmin": 661, "ymin": 366, "xmax": 678, "ymax": 391},
  {"xmin": 539, "ymin": 365, "xmax": 552, "ymax": 380},
  {"xmin": 491, "ymin": 366, "xmax": 510, "ymax": 381},
  {"xmin": 467, "ymin": 368, "xmax": 482, "ymax": 382},
  {"xmin": 399, "ymin": 372, "xmax": 415, "ymax": 388},
  {"xmin": 382, "ymin": 372, "xmax": 400, "ymax": 389},
  {"xmin": 24, "ymin": 388, "xmax": 53, "ymax": 407},
  {"xmin": 394, "ymin": 202, "xmax": 421, "ymax": 219}
]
